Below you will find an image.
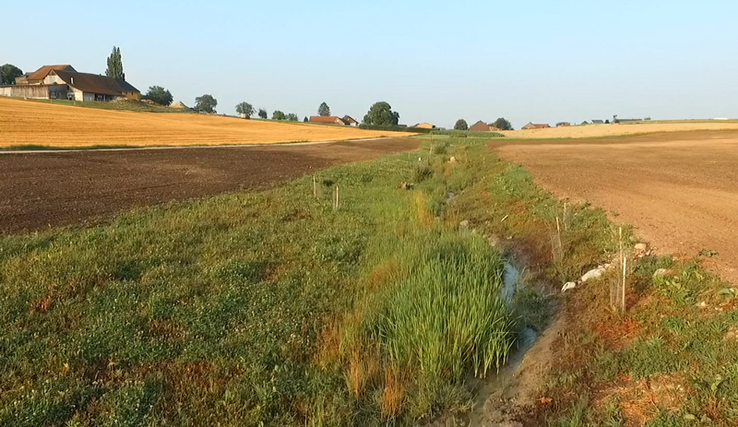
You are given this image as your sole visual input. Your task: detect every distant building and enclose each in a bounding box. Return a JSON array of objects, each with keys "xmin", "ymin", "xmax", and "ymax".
[
  {"xmin": 469, "ymin": 120, "xmax": 501, "ymax": 132},
  {"xmin": 591, "ymin": 120, "xmax": 605, "ymax": 125},
  {"xmin": 412, "ymin": 123, "xmax": 437, "ymax": 129},
  {"xmin": 556, "ymin": 122, "xmax": 571, "ymax": 127},
  {"xmin": 342, "ymin": 115, "xmax": 359, "ymax": 126},
  {"xmin": 309, "ymin": 116, "xmax": 358, "ymax": 126},
  {"xmin": 0, "ymin": 64, "xmax": 140, "ymax": 101},
  {"xmin": 522, "ymin": 122, "xmax": 551, "ymax": 130}
]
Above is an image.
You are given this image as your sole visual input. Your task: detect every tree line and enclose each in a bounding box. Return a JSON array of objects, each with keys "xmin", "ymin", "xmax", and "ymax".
[{"xmin": 3, "ymin": 47, "xmax": 514, "ymax": 128}]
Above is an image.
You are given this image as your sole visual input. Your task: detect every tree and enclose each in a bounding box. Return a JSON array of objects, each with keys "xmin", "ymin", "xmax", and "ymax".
[
  {"xmin": 363, "ymin": 102, "xmax": 400, "ymax": 126},
  {"xmin": 105, "ymin": 46, "xmax": 125, "ymax": 81},
  {"xmin": 605, "ymin": 119, "xmax": 610, "ymax": 124},
  {"xmin": 142, "ymin": 86, "xmax": 173, "ymax": 106},
  {"xmin": 272, "ymin": 110, "xmax": 286, "ymax": 120},
  {"xmin": 236, "ymin": 102, "xmax": 255, "ymax": 118},
  {"xmin": 303, "ymin": 117, "xmax": 309, "ymax": 122},
  {"xmin": 258, "ymin": 109, "xmax": 268, "ymax": 119},
  {"xmin": 286, "ymin": 113, "xmax": 299, "ymax": 122},
  {"xmin": 454, "ymin": 119, "xmax": 469, "ymax": 131},
  {"xmin": 491, "ymin": 118, "xmax": 513, "ymax": 131},
  {"xmin": 318, "ymin": 102, "xmax": 331, "ymax": 117},
  {"xmin": 0, "ymin": 64, "xmax": 23, "ymax": 85},
  {"xmin": 194, "ymin": 94, "xmax": 217, "ymax": 113}
]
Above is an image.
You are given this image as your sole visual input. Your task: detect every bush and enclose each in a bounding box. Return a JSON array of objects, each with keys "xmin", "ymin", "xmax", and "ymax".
[
  {"xmin": 359, "ymin": 124, "xmax": 435, "ymax": 134},
  {"xmin": 430, "ymin": 129, "xmax": 505, "ymax": 138}
]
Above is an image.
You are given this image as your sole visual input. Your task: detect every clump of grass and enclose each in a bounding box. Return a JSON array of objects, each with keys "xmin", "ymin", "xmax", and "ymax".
[
  {"xmin": 412, "ymin": 162, "xmax": 434, "ymax": 183},
  {"xmin": 431, "ymin": 141, "xmax": 449, "ymax": 155},
  {"xmin": 372, "ymin": 233, "xmax": 514, "ymax": 381}
]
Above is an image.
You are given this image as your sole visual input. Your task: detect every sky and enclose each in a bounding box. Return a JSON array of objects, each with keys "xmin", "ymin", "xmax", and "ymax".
[{"xmin": 3, "ymin": 0, "xmax": 737, "ymax": 129}]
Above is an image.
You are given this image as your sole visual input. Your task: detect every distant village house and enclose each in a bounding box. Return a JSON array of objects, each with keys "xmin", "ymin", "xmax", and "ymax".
[
  {"xmin": 0, "ymin": 64, "xmax": 140, "ymax": 102},
  {"xmin": 308, "ymin": 115, "xmax": 359, "ymax": 126},
  {"xmin": 469, "ymin": 121, "xmax": 501, "ymax": 132},
  {"xmin": 521, "ymin": 122, "xmax": 551, "ymax": 130}
]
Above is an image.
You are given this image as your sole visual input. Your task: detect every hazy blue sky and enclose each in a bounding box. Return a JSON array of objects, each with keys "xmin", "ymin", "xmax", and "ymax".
[{"xmin": 4, "ymin": 0, "xmax": 737, "ymax": 128}]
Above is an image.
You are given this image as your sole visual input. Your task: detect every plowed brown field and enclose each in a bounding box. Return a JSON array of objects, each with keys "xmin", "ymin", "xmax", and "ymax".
[
  {"xmin": 0, "ymin": 137, "xmax": 419, "ymax": 234},
  {"xmin": 0, "ymin": 97, "xmax": 405, "ymax": 147},
  {"xmin": 492, "ymin": 131, "xmax": 738, "ymax": 284},
  {"xmin": 503, "ymin": 121, "xmax": 738, "ymax": 139}
]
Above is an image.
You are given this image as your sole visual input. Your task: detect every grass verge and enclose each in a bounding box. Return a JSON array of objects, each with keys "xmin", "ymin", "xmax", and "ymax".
[
  {"xmin": 0, "ymin": 139, "xmax": 524, "ymax": 426},
  {"xmin": 3, "ymin": 136, "xmax": 731, "ymax": 426}
]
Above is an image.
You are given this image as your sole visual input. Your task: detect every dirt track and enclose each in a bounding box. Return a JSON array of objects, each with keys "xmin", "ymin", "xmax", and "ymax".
[
  {"xmin": 492, "ymin": 130, "xmax": 738, "ymax": 284},
  {"xmin": 0, "ymin": 138, "xmax": 418, "ymax": 234}
]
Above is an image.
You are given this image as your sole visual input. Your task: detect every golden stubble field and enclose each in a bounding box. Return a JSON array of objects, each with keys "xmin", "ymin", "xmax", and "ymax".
[
  {"xmin": 0, "ymin": 98, "xmax": 406, "ymax": 147},
  {"xmin": 503, "ymin": 121, "xmax": 738, "ymax": 139}
]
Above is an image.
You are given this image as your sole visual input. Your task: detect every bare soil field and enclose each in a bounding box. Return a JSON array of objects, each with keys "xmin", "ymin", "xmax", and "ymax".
[
  {"xmin": 503, "ymin": 121, "xmax": 738, "ymax": 139},
  {"xmin": 0, "ymin": 138, "xmax": 418, "ymax": 234},
  {"xmin": 492, "ymin": 130, "xmax": 738, "ymax": 284},
  {"xmin": 0, "ymin": 97, "xmax": 405, "ymax": 147}
]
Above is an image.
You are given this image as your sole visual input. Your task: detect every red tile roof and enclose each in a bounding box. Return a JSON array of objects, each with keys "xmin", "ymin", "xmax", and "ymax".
[{"xmin": 309, "ymin": 116, "xmax": 346, "ymax": 125}]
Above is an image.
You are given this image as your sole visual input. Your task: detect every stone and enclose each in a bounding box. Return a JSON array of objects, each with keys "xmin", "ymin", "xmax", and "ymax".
[
  {"xmin": 581, "ymin": 267, "xmax": 606, "ymax": 282},
  {"xmin": 562, "ymin": 282, "xmax": 577, "ymax": 292},
  {"xmin": 634, "ymin": 243, "xmax": 649, "ymax": 257},
  {"xmin": 449, "ymin": 156, "xmax": 458, "ymax": 163},
  {"xmin": 459, "ymin": 220, "xmax": 470, "ymax": 229}
]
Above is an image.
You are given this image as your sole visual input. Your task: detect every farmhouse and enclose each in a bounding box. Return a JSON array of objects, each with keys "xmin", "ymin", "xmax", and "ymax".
[
  {"xmin": 469, "ymin": 120, "xmax": 501, "ymax": 132},
  {"xmin": 522, "ymin": 122, "xmax": 551, "ymax": 130},
  {"xmin": 342, "ymin": 115, "xmax": 359, "ymax": 126},
  {"xmin": 0, "ymin": 64, "xmax": 140, "ymax": 102},
  {"xmin": 309, "ymin": 116, "xmax": 353, "ymax": 125},
  {"xmin": 591, "ymin": 120, "xmax": 605, "ymax": 124}
]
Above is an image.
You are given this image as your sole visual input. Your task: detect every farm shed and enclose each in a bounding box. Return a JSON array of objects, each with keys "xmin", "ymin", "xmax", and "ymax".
[
  {"xmin": 469, "ymin": 120, "xmax": 501, "ymax": 132},
  {"xmin": 342, "ymin": 115, "xmax": 359, "ymax": 126}
]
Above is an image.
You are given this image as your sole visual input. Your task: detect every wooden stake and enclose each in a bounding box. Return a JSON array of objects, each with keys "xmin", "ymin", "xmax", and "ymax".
[
  {"xmin": 556, "ymin": 216, "xmax": 563, "ymax": 258},
  {"xmin": 622, "ymin": 257, "xmax": 627, "ymax": 312},
  {"xmin": 313, "ymin": 176, "xmax": 317, "ymax": 198}
]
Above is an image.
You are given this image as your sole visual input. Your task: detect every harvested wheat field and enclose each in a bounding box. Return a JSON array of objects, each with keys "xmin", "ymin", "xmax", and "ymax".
[
  {"xmin": 492, "ymin": 130, "xmax": 738, "ymax": 284},
  {"xmin": 503, "ymin": 120, "xmax": 738, "ymax": 139},
  {"xmin": 0, "ymin": 97, "xmax": 405, "ymax": 147}
]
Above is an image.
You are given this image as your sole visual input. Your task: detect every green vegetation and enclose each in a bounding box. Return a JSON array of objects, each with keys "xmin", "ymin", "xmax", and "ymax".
[
  {"xmin": 2, "ymin": 135, "xmax": 733, "ymax": 426},
  {"xmin": 540, "ymin": 254, "xmax": 738, "ymax": 426},
  {"xmin": 318, "ymin": 102, "xmax": 331, "ymax": 117},
  {"xmin": 0, "ymin": 139, "xmax": 528, "ymax": 426},
  {"xmin": 491, "ymin": 117, "xmax": 513, "ymax": 131},
  {"xmin": 143, "ymin": 86, "xmax": 174, "ymax": 106},
  {"xmin": 258, "ymin": 108, "xmax": 268, "ymax": 119},
  {"xmin": 428, "ymin": 129, "xmax": 505, "ymax": 138},
  {"xmin": 272, "ymin": 110, "xmax": 286, "ymax": 120},
  {"xmin": 0, "ymin": 63, "xmax": 23, "ymax": 85},
  {"xmin": 454, "ymin": 119, "xmax": 469, "ymax": 130},
  {"xmin": 359, "ymin": 123, "xmax": 434, "ymax": 133},
  {"xmin": 235, "ymin": 101, "xmax": 254, "ymax": 118},
  {"xmin": 362, "ymin": 101, "xmax": 400, "ymax": 126},
  {"xmin": 194, "ymin": 94, "xmax": 218, "ymax": 114},
  {"xmin": 23, "ymin": 98, "xmax": 192, "ymax": 113},
  {"xmin": 105, "ymin": 46, "xmax": 125, "ymax": 81}
]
